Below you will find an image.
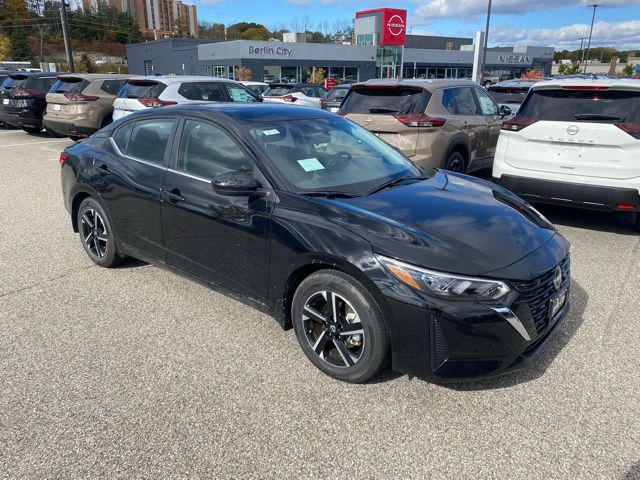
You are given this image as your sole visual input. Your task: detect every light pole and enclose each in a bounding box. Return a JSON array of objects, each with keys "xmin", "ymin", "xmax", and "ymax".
[
  {"xmin": 578, "ymin": 36, "xmax": 587, "ymax": 69},
  {"xmin": 479, "ymin": 0, "xmax": 492, "ymax": 80},
  {"xmin": 583, "ymin": 4, "xmax": 601, "ymax": 73}
]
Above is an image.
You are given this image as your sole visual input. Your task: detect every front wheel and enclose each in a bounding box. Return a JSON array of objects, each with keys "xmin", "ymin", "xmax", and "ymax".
[
  {"xmin": 292, "ymin": 270, "xmax": 389, "ymax": 383},
  {"xmin": 77, "ymin": 197, "xmax": 123, "ymax": 268}
]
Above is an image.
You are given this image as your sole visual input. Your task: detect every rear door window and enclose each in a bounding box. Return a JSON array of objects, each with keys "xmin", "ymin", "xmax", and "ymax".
[
  {"xmin": 518, "ymin": 88, "xmax": 640, "ymax": 124},
  {"xmin": 325, "ymin": 87, "xmax": 349, "ymax": 101},
  {"xmin": 113, "ymin": 122, "xmax": 134, "ymax": 152},
  {"xmin": 177, "ymin": 82, "xmax": 227, "ymax": 101},
  {"xmin": 124, "ymin": 118, "xmax": 174, "ymax": 165},
  {"xmin": 118, "ymin": 80, "xmax": 166, "ymax": 99},
  {"xmin": 49, "ymin": 77, "xmax": 90, "ymax": 94},
  {"xmin": 340, "ymin": 87, "xmax": 428, "ymax": 114}
]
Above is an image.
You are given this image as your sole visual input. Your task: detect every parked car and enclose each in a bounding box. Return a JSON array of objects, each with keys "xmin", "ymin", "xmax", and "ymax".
[
  {"xmin": 43, "ymin": 74, "xmax": 132, "ymax": 140},
  {"xmin": 487, "ymin": 80, "xmax": 536, "ymax": 116},
  {"xmin": 60, "ymin": 103, "xmax": 570, "ymax": 383},
  {"xmin": 240, "ymin": 81, "xmax": 269, "ymax": 96},
  {"xmin": 320, "ymin": 84, "xmax": 351, "ymax": 112},
  {"xmin": 261, "ymin": 82, "xmax": 327, "ymax": 108},
  {"xmin": 494, "ymin": 78, "xmax": 640, "ymax": 227},
  {"xmin": 112, "ymin": 76, "xmax": 259, "ymax": 121},
  {"xmin": 339, "ymin": 79, "xmax": 511, "ymax": 173},
  {"xmin": 0, "ymin": 72, "xmax": 58, "ymax": 133}
]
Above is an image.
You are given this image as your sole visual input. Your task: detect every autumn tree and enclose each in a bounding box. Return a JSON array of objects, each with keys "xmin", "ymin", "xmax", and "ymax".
[{"xmin": 234, "ymin": 66, "xmax": 252, "ymax": 81}]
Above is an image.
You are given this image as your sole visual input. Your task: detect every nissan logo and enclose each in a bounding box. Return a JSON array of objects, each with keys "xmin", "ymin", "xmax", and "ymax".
[
  {"xmin": 553, "ymin": 266, "xmax": 563, "ymax": 290},
  {"xmin": 387, "ymin": 14, "xmax": 405, "ymax": 36},
  {"xmin": 566, "ymin": 125, "xmax": 580, "ymax": 136}
]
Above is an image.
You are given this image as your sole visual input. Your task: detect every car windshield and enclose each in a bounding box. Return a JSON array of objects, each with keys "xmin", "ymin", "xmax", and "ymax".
[
  {"xmin": 117, "ymin": 80, "xmax": 165, "ymax": 99},
  {"xmin": 518, "ymin": 88, "xmax": 640, "ymax": 123},
  {"xmin": 264, "ymin": 86, "xmax": 295, "ymax": 96},
  {"xmin": 7, "ymin": 76, "xmax": 50, "ymax": 91},
  {"xmin": 0, "ymin": 76, "xmax": 14, "ymax": 90},
  {"xmin": 325, "ymin": 87, "xmax": 349, "ymax": 101},
  {"xmin": 487, "ymin": 86, "xmax": 530, "ymax": 104},
  {"xmin": 49, "ymin": 77, "xmax": 90, "ymax": 94},
  {"xmin": 247, "ymin": 117, "xmax": 424, "ymax": 195},
  {"xmin": 340, "ymin": 86, "xmax": 427, "ymax": 114}
]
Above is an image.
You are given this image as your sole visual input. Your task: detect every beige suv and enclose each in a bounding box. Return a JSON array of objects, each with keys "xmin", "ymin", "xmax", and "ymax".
[
  {"xmin": 339, "ymin": 79, "xmax": 509, "ymax": 173},
  {"xmin": 44, "ymin": 74, "xmax": 132, "ymax": 140}
]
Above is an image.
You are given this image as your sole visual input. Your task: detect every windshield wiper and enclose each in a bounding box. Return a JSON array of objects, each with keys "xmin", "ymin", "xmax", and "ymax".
[
  {"xmin": 367, "ymin": 176, "xmax": 428, "ymax": 195},
  {"xmin": 573, "ymin": 113, "xmax": 623, "ymax": 121},
  {"xmin": 299, "ymin": 191, "xmax": 360, "ymax": 199},
  {"xmin": 368, "ymin": 108, "xmax": 398, "ymax": 114}
]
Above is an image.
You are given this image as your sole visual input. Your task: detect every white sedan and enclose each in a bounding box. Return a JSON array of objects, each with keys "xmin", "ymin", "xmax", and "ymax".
[{"xmin": 261, "ymin": 83, "xmax": 327, "ymax": 108}]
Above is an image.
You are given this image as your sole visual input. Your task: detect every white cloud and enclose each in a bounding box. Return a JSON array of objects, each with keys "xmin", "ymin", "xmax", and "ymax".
[
  {"xmin": 414, "ymin": 0, "xmax": 640, "ymax": 22},
  {"xmin": 489, "ymin": 20, "xmax": 640, "ymax": 50}
]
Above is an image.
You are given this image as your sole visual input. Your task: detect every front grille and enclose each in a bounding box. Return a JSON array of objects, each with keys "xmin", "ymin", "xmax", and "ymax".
[{"xmin": 511, "ymin": 256, "xmax": 570, "ymax": 333}]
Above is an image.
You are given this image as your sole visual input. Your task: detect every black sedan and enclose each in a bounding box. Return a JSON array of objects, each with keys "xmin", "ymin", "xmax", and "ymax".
[
  {"xmin": 60, "ymin": 104, "xmax": 570, "ymax": 383},
  {"xmin": 0, "ymin": 72, "xmax": 58, "ymax": 133}
]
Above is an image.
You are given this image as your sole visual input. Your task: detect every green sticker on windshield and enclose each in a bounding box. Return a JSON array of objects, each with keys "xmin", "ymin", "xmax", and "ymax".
[{"xmin": 297, "ymin": 158, "xmax": 325, "ymax": 172}]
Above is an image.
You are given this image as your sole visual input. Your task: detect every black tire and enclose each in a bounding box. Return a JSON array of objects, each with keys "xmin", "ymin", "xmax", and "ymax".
[
  {"xmin": 635, "ymin": 213, "xmax": 640, "ymax": 232},
  {"xmin": 291, "ymin": 270, "xmax": 389, "ymax": 383},
  {"xmin": 444, "ymin": 150, "xmax": 467, "ymax": 173},
  {"xmin": 76, "ymin": 197, "xmax": 123, "ymax": 268},
  {"xmin": 100, "ymin": 115, "xmax": 113, "ymax": 129},
  {"xmin": 22, "ymin": 125, "xmax": 41, "ymax": 134},
  {"xmin": 69, "ymin": 135, "xmax": 82, "ymax": 141},
  {"xmin": 484, "ymin": 81, "xmax": 492, "ymax": 88},
  {"xmin": 46, "ymin": 128, "xmax": 66, "ymax": 138}
]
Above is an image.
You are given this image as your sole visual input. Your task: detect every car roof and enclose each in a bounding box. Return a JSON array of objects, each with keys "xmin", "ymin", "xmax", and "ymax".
[
  {"xmin": 8, "ymin": 71, "xmax": 61, "ymax": 79},
  {"xmin": 531, "ymin": 78, "xmax": 640, "ymax": 91},
  {"xmin": 489, "ymin": 79, "xmax": 536, "ymax": 88},
  {"xmin": 57, "ymin": 73, "xmax": 133, "ymax": 81},
  {"xmin": 268, "ymin": 82, "xmax": 322, "ymax": 87},
  {"xmin": 353, "ymin": 78, "xmax": 479, "ymax": 91},
  {"xmin": 240, "ymin": 81, "xmax": 268, "ymax": 86},
  {"xmin": 126, "ymin": 75, "xmax": 236, "ymax": 85},
  {"xmin": 120, "ymin": 103, "xmax": 334, "ymax": 126}
]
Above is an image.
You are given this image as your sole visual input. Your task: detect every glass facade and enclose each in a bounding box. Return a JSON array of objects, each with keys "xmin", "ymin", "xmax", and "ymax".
[
  {"xmin": 261, "ymin": 66, "xmax": 359, "ymax": 84},
  {"xmin": 376, "ymin": 46, "xmax": 403, "ymax": 79}
]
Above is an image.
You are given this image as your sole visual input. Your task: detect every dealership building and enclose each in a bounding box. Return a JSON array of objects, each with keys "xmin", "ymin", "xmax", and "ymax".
[{"xmin": 126, "ymin": 8, "xmax": 554, "ymax": 83}]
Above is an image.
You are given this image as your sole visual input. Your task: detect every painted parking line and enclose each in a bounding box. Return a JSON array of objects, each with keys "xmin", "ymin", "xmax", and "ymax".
[{"xmin": 0, "ymin": 139, "xmax": 71, "ymax": 148}]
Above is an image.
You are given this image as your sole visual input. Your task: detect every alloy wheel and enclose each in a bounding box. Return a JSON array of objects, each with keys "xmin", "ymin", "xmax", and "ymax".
[
  {"xmin": 447, "ymin": 155, "xmax": 465, "ymax": 173},
  {"xmin": 80, "ymin": 208, "xmax": 108, "ymax": 259},
  {"xmin": 302, "ymin": 291, "xmax": 365, "ymax": 368}
]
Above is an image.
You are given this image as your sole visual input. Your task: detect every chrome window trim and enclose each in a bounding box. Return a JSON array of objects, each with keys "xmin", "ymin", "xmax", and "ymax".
[{"xmin": 109, "ymin": 136, "xmax": 166, "ymax": 169}]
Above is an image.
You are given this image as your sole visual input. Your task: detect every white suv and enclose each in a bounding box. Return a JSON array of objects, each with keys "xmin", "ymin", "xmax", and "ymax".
[
  {"xmin": 493, "ymin": 79, "xmax": 640, "ymax": 225},
  {"xmin": 112, "ymin": 76, "xmax": 259, "ymax": 121}
]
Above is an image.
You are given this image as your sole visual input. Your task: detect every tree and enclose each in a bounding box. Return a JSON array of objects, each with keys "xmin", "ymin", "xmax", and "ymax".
[
  {"xmin": 234, "ymin": 66, "xmax": 252, "ymax": 81},
  {"xmin": 199, "ymin": 21, "xmax": 225, "ymax": 40},
  {"xmin": 623, "ymin": 64, "xmax": 634, "ymax": 76},
  {"xmin": 172, "ymin": 16, "xmax": 191, "ymax": 38},
  {"xmin": 558, "ymin": 60, "xmax": 580, "ymax": 75},
  {"xmin": 240, "ymin": 26, "xmax": 269, "ymax": 41},
  {"xmin": 520, "ymin": 69, "xmax": 543, "ymax": 81},
  {"xmin": 0, "ymin": 34, "xmax": 10, "ymax": 59},
  {"xmin": 309, "ymin": 67, "xmax": 325, "ymax": 84}
]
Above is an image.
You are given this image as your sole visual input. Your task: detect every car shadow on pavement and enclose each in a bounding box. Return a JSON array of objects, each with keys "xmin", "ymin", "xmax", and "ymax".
[
  {"xmin": 437, "ymin": 280, "xmax": 588, "ymax": 391},
  {"xmin": 538, "ymin": 204, "xmax": 638, "ymax": 236},
  {"xmin": 622, "ymin": 461, "xmax": 640, "ymax": 480}
]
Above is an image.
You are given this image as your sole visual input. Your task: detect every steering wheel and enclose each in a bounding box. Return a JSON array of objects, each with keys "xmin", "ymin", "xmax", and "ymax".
[{"xmin": 324, "ymin": 151, "xmax": 352, "ymax": 171}]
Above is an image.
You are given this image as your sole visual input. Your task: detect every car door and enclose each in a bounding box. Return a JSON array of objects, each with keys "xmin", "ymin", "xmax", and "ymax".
[
  {"xmin": 97, "ymin": 116, "xmax": 176, "ymax": 260},
  {"xmin": 161, "ymin": 117, "xmax": 272, "ymax": 301},
  {"xmin": 473, "ymin": 87, "xmax": 502, "ymax": 158},
  {"xmin": 452, "ymin": 86, "xmax": 486, "ymax": 159}
]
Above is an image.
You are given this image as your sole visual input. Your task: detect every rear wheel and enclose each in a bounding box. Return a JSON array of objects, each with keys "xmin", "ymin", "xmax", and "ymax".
[
  {"xmin": 22, "ymin": 126, "xmax": 41, "ymax": 134},
  {"xmin": 291, "ymin": 270, "xmax": 389, "ymax": 383},
  {"xmin": 77, "ymin": 197, "xmax": 123, "ymax": 268},
  {"xmin": 444, "ymin": 150, "xmax": 467, "ymax": 173},
  {"xmin": 484, "ymin": 81, "xmax": 492, "ymax": 88},
  {"xmin": 69, "ymin": 135, "xmax": 82, "ymax": 141},
  {"xmin": 100, "ymin": 115, "xmax": 113, "ymax": 129}
]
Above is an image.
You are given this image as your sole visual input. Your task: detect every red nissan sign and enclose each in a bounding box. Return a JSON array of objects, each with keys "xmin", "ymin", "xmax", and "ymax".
[{"xmin": 356, "ymin": 8, "xmax": 407, "ymax": 46}]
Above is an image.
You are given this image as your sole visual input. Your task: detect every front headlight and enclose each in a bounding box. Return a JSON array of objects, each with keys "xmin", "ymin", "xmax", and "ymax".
[{"xmin": 376, "ymin": 255, "xmax": 510, "ymax": 301}]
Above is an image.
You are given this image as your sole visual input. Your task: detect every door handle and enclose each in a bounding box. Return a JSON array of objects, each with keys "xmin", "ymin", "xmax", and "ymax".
[
  {"xmin": 95, "ymin": 164, "xmax": 110, "ymax": 176},
  {"xmin": 163, "ymin": 189, "xmax": 185, "ymax": 203}
]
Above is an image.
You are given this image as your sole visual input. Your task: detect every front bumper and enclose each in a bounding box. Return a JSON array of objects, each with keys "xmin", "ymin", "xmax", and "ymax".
[
  {"xmin": 43, "ymin": 118, "xmax": 96, "ymax": 137},
  {"xmin": 496, "ymin": 175, "xmax": 640, "ymax": 212},
  {"xmin": 382, "ymin": 249, "xmax": 571, "ymax": 382}
]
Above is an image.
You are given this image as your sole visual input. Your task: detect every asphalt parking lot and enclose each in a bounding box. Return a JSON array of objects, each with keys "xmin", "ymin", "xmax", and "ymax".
[{"xmin": 1, "ymin": 127, "xmax": 639, "ymax": 479}]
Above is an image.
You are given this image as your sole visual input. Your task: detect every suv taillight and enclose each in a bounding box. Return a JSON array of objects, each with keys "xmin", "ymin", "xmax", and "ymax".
[
  {"xmin": 617, "ymin": 124, "xmax": 640, "ymax": 139},
  {"xmin": 394, "ymin": 113, "xmax": 445, "ymax": 127},
  {"xmin": 501, "ymin": 116, "xmax": 537, "ymax": 132},
  {"xmin": 12, "ymin": 89, "xmax": 39, "ymax": 97},
  {"xmin": 63, "ymin": 93, "xmax": 98, "ymax": 102},
  {"xmin": 138, "ymin": 98, "xmax": 177, "ymax": 108}
]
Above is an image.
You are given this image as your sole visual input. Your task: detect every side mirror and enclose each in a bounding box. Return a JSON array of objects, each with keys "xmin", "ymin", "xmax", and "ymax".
[
  {"xmin": 499, "ymin": 105, "xmax": 512, "ymax": 117},
  {"xmin": 212, "ymin": 171, "xmax": 266, "ymax": 197}
]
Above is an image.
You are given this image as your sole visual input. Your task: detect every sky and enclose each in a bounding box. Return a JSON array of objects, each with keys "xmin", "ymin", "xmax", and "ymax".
[{"xmin": 192, "ymin": 0, "xmax": 640, "ymax": 50}]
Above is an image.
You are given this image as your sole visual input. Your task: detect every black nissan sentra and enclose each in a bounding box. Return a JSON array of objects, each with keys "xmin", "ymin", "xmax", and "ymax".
[{"xmin": 60, "ymin": 104, "xmax": 570, "ymax": 383}]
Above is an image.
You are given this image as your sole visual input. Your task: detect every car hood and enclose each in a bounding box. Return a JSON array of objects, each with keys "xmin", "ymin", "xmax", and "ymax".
[{"xmin": 315, "ymin": 171, "xmax": 557, "ymax": 276}]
